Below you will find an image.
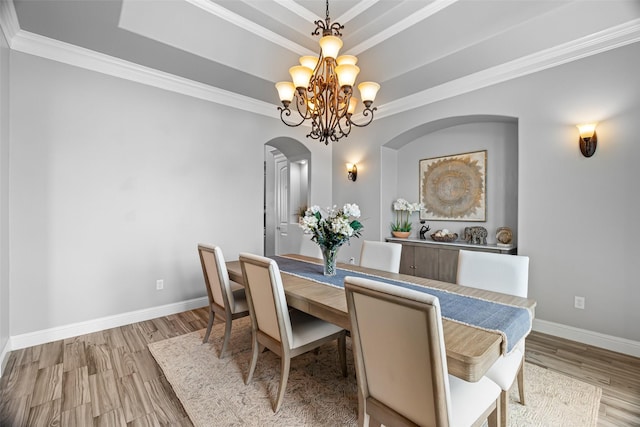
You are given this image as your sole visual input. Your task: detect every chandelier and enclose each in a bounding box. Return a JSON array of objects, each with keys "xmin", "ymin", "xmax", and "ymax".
[{"xmin": 275, "ymin": 0, "xmax": 380, "ymax": 145}]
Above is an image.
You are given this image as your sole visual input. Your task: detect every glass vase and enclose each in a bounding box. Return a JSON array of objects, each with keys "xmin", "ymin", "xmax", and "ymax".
[{"xmin": 321, "ymin": 245, "xmax": 339, "ymax": 276}]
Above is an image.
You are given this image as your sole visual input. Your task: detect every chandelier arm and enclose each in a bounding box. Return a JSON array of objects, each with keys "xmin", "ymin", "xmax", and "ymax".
[
  {"xmin": 278, "ymin": 106, "xmax": 307, "ymax": 127},
  {"xmin": 336, "ymin": 116, "xmax": 352, "ymax": 139},
  {"xmin": 348, "ymin": 107, "xmax": 377, "ymax": 128}
]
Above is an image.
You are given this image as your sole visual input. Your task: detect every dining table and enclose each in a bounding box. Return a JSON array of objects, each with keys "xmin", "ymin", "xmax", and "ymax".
[{"xmin": 226, "ymin": 254, "xmax": 536, "ymax": 383}]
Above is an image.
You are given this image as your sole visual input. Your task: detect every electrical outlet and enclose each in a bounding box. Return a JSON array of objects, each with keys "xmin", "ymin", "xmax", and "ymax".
[
  {"xmin": 349, "ymin": 257, "xmax": 355, "ymax": 265},
  {"xmin": 156, "ymin": 279, "xmax": 164, "ymax": 290},
  {"xmin": 574, "ymin": 296, "xmax": 585, "ymax": 309}
]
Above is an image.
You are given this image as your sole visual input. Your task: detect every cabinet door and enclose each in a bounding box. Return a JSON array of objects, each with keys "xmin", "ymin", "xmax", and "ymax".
[
  {"xmin": 399, "ymin": 245, "xmax": 415, "ymax": 276},
  {"xmin": 413, "ymin": 246, "xmax": 439, "ymax": 280},
  {"xmin": 438, "ymin": 248, "xmax": 459, "ymax": 283}
]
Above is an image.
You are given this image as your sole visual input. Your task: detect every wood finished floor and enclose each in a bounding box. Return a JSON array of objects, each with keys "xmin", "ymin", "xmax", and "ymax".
[{"xmin": 1, "ymin": 307, "xmax": 639, "ymax": 426}]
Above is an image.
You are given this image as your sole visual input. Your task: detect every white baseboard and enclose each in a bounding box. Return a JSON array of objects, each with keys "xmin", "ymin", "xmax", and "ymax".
[
  {"xmin": 8, "ymin": 297, "xmax": 208, "ymax": 352},
  {"xmin": 533, "ymin": 319, "xmax": 640, "ymax": 358}
]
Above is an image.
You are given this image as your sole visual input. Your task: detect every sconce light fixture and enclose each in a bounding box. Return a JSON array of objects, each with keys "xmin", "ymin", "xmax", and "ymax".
[
  {"xmin": 577, "ymin": 123, "xmax": 598, "ymax": 157},
  {"xmin": 346, "ymin": 163, "xmax": 357, "ymax": 181}
]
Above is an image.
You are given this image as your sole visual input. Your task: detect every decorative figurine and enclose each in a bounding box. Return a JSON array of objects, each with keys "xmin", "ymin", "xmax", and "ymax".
[
  {"xmin": 463, "ymin": 226, "xmax": 488, "ymax": 245},
  {"xmin": 496, "ymin": 226, "xmax": 513, "ymax": 246},
  {"xmin": 419, "ymin": 220, "xmax": 431, "ymax": 240}
]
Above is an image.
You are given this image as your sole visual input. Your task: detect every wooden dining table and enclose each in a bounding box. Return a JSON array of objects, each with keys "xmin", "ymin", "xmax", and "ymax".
[{"xmin": 226, "ymin": 254, "xmax": 536, "ymax": 383}]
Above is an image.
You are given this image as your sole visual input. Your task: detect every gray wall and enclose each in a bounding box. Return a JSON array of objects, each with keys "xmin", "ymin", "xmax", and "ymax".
[
  {"xmin": 333, "ymin": 41, "xmax": 640, "ymax": 342},
  {"xmin": 8, "ymin": 51, "xmax": 332, "ymax": 336},
  {"xmin": 4, "ymin": 34, "xmax": 640, "ymax": 349},
  {"xmin": 0, "ymin": 27, "xmax": 10, "ymax": 361}
]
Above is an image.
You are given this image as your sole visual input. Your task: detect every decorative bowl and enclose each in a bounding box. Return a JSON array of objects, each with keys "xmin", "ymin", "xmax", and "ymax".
[{"xmin": 431, "ymin": 232, "xmax": 458, "ymax": 242}]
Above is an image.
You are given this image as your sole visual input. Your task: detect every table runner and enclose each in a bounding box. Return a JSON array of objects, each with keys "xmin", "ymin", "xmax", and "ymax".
[{"xmin": 272, "ymin": 255, "xmax": 531, "ymax": 354}]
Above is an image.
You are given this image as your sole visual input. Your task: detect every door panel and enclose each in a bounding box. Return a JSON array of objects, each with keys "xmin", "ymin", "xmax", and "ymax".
[{"xmin": 275, "ymin": 154, "xmax": 288, "ymax": 254}]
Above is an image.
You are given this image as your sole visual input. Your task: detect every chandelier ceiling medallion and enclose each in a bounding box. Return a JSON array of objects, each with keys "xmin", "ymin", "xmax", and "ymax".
[{"xmin": 275, "ymin": 0, "xmax": 380, "ymax": 145}]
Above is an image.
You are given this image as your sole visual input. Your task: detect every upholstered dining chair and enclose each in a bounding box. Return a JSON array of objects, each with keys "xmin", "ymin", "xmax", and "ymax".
[
  {"xmin": 197, "ymin": 244, "xmax": 250, "ymax": 357},
  {"xmin": 344, "ymin": 275, "xmax": 501, "ymax": 427},
  {"xmin": 456, "ymin": 249, "xmax": 530, "ymax": 426},
  {"xmin": 239, "ymin": 252, "xmax": 347, "ymax": 413},
  {"xmin": 359, "ymin": 240, "xmax": 403, "ymax": 273}
]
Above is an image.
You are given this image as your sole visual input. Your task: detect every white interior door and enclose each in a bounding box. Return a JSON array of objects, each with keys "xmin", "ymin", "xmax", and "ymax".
[{"xmin": 275, "ymin": 154, "xmax": 288, "ymax": 255}]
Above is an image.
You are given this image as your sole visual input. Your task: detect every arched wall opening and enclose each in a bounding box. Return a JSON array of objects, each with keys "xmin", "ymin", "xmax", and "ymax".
[
  {"xmin": 381, "ymin": 115, "xmax": 519, "ymax": 246},
  {"xmin": 264, "ymin": 137, "xmax": 311, "ymax": 256}
]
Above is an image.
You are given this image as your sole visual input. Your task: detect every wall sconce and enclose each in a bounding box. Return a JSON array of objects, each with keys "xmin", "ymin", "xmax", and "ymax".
[
  {"xmin": 577, "ymin": 123, "xmax": 598, "ymax": 157},
  {"xmin": 346, "ymin": 163, "xmax": 358, "ymax": 181}
]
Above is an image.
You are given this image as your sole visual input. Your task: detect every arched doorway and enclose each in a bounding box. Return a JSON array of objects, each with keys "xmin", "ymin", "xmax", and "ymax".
[{"xmin": 264, "ymin": 138, "xmax": 311, "ymax": 256}]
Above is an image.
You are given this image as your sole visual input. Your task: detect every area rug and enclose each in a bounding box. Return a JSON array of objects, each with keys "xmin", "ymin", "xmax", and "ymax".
[{"xmin": 148, "ymin": 317, "xmax": 601, "ymax": 426}]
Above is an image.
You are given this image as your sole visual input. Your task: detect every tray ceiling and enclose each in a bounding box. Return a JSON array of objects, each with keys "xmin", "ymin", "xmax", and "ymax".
[{"xmin": 6, "ymin": 0, "xmax": 640, "ymax": 117}]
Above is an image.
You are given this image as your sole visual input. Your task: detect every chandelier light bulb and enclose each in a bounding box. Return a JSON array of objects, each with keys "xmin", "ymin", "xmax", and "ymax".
[
  {"xmin": 336, "ymin": 55, "xmax": 358, "ymax": 66},
  {"xmin": 319, "ymin": 35, "xmax": 343, "ymax": 59},
  {"xmin": 347, "ymin": 97, "xmax": 358, "ymax": 115},
  {"xmin": 289, "ymin": 65, "xmax": 313, "ymax": 89},
  {"xmin": 299, "ymin": 55, "xmax": 319, "ymax": 70},
  {"xmin": 335, "ymin": 64, "xmax": 360, "ymax": 88},
  {"xmin": 358, "ymin": 81, "xmax": 380, "ymax": 104},
  {"xmin": 275, "ymin": 82, "xmax": 295, "ymax": 103}
]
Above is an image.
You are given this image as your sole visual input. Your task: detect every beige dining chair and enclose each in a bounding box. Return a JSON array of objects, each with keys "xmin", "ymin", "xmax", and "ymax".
[
  {"xmin": 344, "ymin": 275, "xmax": 501, "ymax": 427},
  {"xmin": 359, "ymin": 240, "xmax": 402, "ymax": 273},
  {"xmin": 239, "ymin": 252, "xmax": 347, "ymax": 413},
  {"xmin": 456, "ymin": 249, "xmax": 530, "ymax": 426},
  {"xmin": 197, "ymin": 244, "xmax": 250, "ymax": 357}
]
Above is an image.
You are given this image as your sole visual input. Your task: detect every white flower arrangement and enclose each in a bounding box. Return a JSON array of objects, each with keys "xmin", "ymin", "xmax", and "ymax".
[
  {"xmin": 391, "ymin": 198, "xmax": 424, "ymax": 232},
  {"xmin": 299, "ymin": 204, "xmax": 364, "ymax": 250}
]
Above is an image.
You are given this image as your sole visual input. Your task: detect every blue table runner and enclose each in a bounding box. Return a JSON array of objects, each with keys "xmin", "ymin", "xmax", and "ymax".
[{"xmin": 272, "ymin": 256, "xmax": 531, "ymax": 354}]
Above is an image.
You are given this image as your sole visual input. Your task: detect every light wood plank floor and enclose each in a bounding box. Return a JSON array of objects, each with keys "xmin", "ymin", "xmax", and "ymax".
[{"xmin": 1, "ymin": 308, "xmax": 639, "ymax": 426}]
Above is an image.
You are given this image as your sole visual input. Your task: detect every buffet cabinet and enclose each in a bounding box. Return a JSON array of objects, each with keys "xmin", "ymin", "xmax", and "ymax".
[{"xmin": 386, "ymin": 237, "xmax": 516, "ymax": 283}]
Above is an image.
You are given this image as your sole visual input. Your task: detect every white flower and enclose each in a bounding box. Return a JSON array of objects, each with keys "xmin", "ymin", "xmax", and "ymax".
[
  {"xmin": 408, "ymin": 202, "xmax": 424, "ymax": 212},
  {"xmin": 300, "ymin": 215, "xmax": 318, "ymax": 233},
  {"xmin": 307, "ymin": 205, "xmax": 320, "ymax": 215},
  {"xmin": 343, "ymin": 203, "xmax": 361, "ymax": 218}
]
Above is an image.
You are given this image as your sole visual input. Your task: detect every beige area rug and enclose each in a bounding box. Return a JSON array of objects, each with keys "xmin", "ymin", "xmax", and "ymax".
[{"xmin": 148, "ymin": 317, "xmax": 601, "ymax": 427}]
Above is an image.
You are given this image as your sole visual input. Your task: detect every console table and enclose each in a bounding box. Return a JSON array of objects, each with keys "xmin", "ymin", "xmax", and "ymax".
[{"xmin": 386, "ymin": 237, "xmax": 517, "ymax": 283}]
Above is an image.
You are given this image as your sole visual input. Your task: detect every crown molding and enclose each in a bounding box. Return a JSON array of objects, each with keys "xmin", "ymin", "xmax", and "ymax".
[
  {"xmin": 349, "ymin": 0, "xmax": 458, "ymax": 56},
  {"xmin": 10, "ymin": 29, "xmax": 278, "ymax": 119},
  {"xmin": 4, "ymin": 10, "xmax": 640, "ymax": 124},
  {"xmin": 379, "ymin": 18, "xmax": 640, "ymax": 120},
  {"xmin": 185, "ymin": 0, "xmax": 314, "ymax": 56},
  {"xmin": 0, "ymin": 0, "xmax": 19, "ymax": 44}
]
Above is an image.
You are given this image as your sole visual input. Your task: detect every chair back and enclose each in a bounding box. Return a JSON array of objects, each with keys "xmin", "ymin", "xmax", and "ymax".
[
  {"xmin": 239, "ymin": 253, "xmax": 293, "ymax": 347},
  {"xmin": 345, "ymin": 276, "xmax": 452, "ymax": 426},
  {"xmin": 359, "ymin": 241, "xmax": 403, "ymax": 273},
  {"xmin": 198, "ymin": 244, "xmax": 236, "ymax": 311},
  {"xmin": 299, "ymin": 236, "xmax": 322, "ymax": 258},
  {"xmin": 456, "ymin": 250, "xmax": 529, "ymax": 297}
]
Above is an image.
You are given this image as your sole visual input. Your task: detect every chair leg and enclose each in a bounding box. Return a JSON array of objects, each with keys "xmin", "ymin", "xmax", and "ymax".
[
  {"xmin": 338, "ymin": 333, "xmax": 347, "ymax": 377},
  {"xmin": 202, "ymin": 309, "xmax": 215, "ymax": 343},
  {"xmin": 219, "ymin": 318, "xmax": 232, "ymax": 358},
  {"xmin": 487, "ymin": 395, "xmax": 500, "ymax": 427},
  {"xmin": 517, "ymin": 357, "xmax": 525, "ymax": 405},
  {"xmin": 499, "ymin": 389, "xmax": 508, "ymax": 427},
  {"xmin": 273, "ymin": 355, "xmax": 291, "ymax": 413},
  {"xmin": 245, "ymin": 335, "xmax": 260, "ymax": 385}
]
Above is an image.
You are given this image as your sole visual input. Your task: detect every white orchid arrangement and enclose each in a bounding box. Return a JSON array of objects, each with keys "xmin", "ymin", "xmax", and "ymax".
[
  {"xmin": 299, "ymin": 204, "xmax": 364, "ymax": 250},
  {"xmin": 391, "ymin": 198, "xmax": 424, "ymax": 232}
]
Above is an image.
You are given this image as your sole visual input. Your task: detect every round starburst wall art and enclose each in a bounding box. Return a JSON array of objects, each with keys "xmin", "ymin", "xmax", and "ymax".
[{"xmin": 419, "ymin": 150, "xmax": 486, "ymax": 221}]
